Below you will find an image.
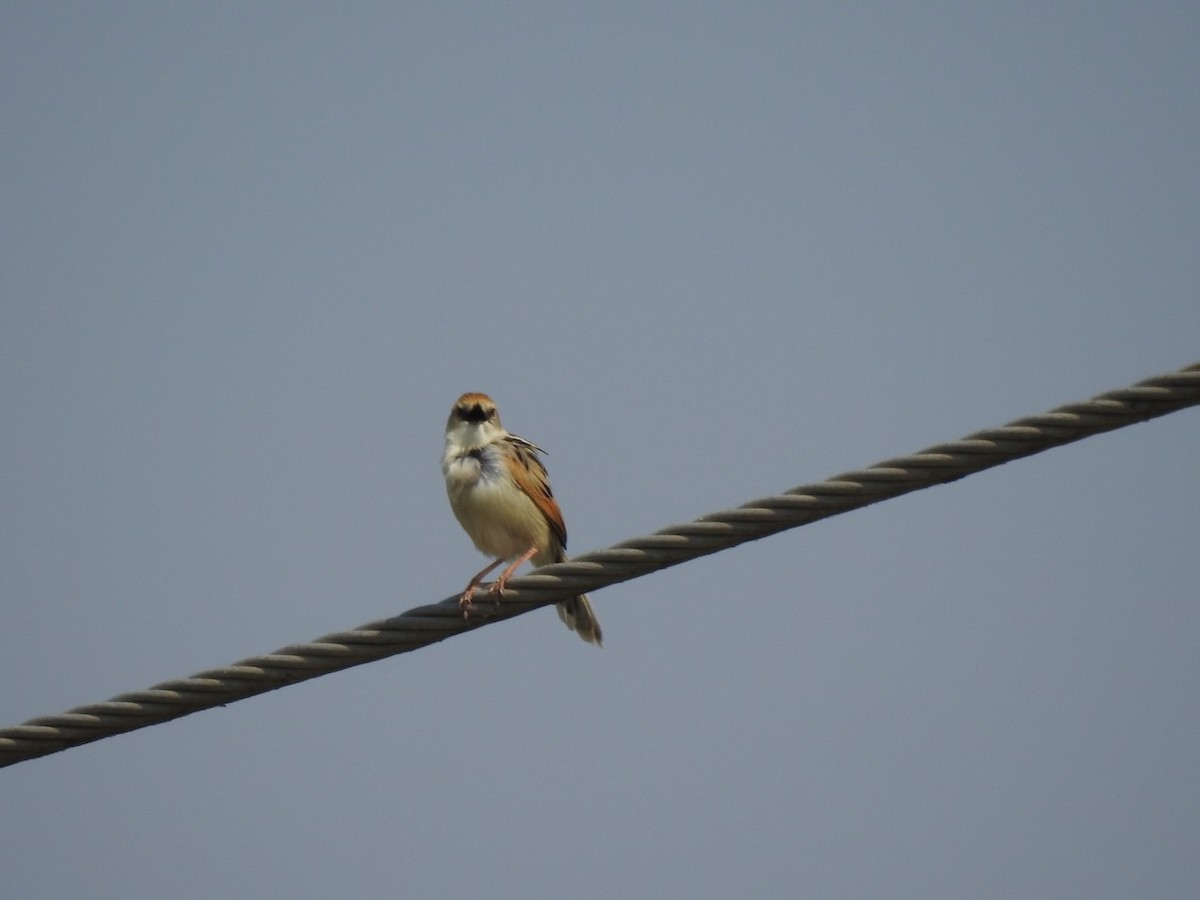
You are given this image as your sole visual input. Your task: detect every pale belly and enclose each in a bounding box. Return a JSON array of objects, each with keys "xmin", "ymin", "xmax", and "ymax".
[{"xmin": 445, "ymin": 454, "xmax": 552, "ymax": 561}]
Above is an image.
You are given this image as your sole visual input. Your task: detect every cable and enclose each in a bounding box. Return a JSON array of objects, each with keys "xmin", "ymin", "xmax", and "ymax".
[{"xmin": 2, "ymin": 361, "xmax": 1197, "ymax": 768}]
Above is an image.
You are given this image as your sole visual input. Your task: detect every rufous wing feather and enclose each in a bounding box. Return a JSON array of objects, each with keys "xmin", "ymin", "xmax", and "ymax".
[{"xmin": 503, "ymin": 435, "xmax": 567, "ymax": 551}]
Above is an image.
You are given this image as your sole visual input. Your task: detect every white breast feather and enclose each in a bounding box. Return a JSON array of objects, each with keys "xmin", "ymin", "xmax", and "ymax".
[{"xmin": 443, "ymin": 448, "xmax": 549, "ymax": 560}]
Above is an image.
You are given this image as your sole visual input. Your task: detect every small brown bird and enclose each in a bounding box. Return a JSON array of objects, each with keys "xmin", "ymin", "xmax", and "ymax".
[{"xmin": 441, "ymin": 393, "xmax": 602, "ymax": 646}]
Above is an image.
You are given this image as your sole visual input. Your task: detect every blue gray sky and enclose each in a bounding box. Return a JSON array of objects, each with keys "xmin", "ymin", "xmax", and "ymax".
[{"xmin": 3, "ymin": 4, "xmax": 1198, "ymax": 898}]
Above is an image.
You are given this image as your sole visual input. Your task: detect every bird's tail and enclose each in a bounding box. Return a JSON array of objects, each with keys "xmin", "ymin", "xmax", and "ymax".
[
  {"xmin": 545, "ymin": 550, "xmax": 602, "ymax": 646},
  {"xmin": 557, "ymin": 594, "xmax": 602, "ymax": 647}
]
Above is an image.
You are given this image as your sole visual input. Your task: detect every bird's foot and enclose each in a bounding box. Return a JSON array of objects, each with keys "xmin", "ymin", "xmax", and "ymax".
[{"xmin": 487, "ymin": 578, "xmax": 506, "ymax": 608}]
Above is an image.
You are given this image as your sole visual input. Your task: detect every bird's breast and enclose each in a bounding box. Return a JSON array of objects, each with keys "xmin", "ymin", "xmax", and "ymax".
[{"xmin": 443, "ymin": 445, "xmax": 551, "ymax": 560}]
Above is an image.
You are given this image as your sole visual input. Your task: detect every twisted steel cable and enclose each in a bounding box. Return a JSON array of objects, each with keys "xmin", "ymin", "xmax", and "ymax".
[{"xmin": 3, "ymin": 361, "xmax": 1198, "ymax": 769}]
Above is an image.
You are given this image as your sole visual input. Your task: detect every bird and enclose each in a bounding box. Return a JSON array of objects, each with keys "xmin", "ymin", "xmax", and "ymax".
[{"xmin": 442, "ymin": 392, "xmax": 602, "ymax": 646}]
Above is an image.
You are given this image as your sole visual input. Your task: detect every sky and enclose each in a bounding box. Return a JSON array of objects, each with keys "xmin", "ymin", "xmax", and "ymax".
[{"xmin": 2, "ymin": 4, "xmax": 1198, "ymax": 898}]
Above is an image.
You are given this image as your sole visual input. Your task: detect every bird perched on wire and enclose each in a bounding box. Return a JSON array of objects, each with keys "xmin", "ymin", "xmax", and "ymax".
[{"xmin": 442, "ymin": 392, "xmax": 602, "ymax": 646}]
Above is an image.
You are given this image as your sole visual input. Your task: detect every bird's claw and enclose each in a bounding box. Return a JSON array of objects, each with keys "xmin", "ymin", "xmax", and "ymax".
[{"xmin": 487, "ymin": 580, "xmax": 505, "ymax": 608}]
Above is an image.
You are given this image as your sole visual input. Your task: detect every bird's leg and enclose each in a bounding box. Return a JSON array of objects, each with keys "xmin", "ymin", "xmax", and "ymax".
[
  {"xmin": 489, "ymin": 545, "xmax": 540, "ymax": 602},
  {"xmin": 460, "ymin": 558, "xmax": 504, "ymax": 618}
]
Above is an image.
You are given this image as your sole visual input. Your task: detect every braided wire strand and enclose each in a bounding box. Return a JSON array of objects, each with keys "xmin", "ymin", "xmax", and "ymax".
[{"xmin": 2, "ymin": 362, "xmax": 1197, "ymax": 768}]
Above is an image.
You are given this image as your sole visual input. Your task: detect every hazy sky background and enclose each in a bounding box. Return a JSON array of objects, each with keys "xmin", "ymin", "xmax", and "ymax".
[{"xmin": 3, "ymin": 4, "xmax": 1198, "ymax": 898}]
